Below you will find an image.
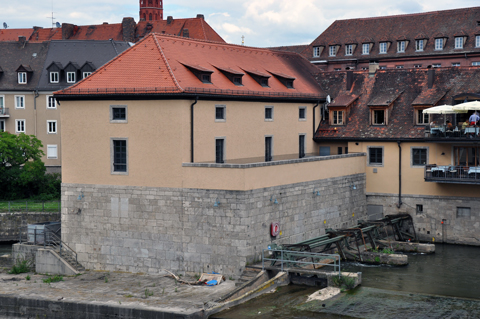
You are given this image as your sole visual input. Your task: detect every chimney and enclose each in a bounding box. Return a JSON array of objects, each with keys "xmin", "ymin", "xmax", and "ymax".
[
  {"xmin": 183, "ymin": 28, "xmax": 189, "ymax": 38},
  {"xmin": 33, "ymin": 26, "xmax": 43, "ymax": 31},
  {"xmin": 196, "ymin": 14, "xmax": 205, "ymax": 19},
  {"xmin": 346, "ymin": 71, "xmax": 354, "ymax": 91},
  {"xmin": 122, "ymin": 17, "xmax": 136, "ymax": 43},
  {"xmin": 18, "ymin": 36, "xmax": 26, "ymax": 45},
  {"xmin": 62, "ymin": 23, "xmax": 75, "ymax": 39},
  {"xmin": 167, "ymin": 16, "xmax": 173, "ymax": 24},
  {"xmin": 428, "ymin": 69, "xmax": 435, "ymax": 88},
  {"xmin": 369, "ymin": 62, "xmax": 379, "ymax": 77}
]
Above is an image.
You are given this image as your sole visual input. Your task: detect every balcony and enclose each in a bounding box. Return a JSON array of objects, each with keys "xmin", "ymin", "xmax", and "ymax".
[
  {"xmin": 424, "ymin": 124, "xmax": 480, "ymax": 141},
  {"xmin": 425, "ymin": 164, "xmax": 480, "ymax": 185},
  {"xmin": 0, "ymin": 108, "xmax": 9, "ymax": 117}
]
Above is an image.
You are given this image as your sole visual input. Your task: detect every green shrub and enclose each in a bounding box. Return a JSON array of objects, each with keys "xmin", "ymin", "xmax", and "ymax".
[
  {"xmin": 43, "ymin": 275, "xmax": 63, "ymax": 283},
  {"xmin": 9, "ymin": 259, "xmax": 32, "ymax": 274},
  {"xmin": 331, "ymin": 274, "xmax": 356, "ymax": 290}
]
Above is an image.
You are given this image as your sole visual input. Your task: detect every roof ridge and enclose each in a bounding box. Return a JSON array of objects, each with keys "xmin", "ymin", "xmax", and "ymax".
[
  {"xmin": 335, "ymin": 6, "xmax": 480, "ymax": 22},
  {"xmin": 152, "ymin": 34, "xmax": 183, "ymax": 91},
  {"xmin": 199, "ymin": 18, "xmax": 207, "ymax": 40}
]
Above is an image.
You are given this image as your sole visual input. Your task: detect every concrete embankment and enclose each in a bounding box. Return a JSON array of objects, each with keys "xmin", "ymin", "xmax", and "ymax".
[{"xmin": 378, "ymin": 240, "xmax": 435, "ymax": 253}]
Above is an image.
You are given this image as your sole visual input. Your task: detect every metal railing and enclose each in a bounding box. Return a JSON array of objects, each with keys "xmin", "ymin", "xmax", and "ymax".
[
  {"xmin": 0, "ymin": 200, "xmax": 61, "ymax": 213},
  {"xmin": 262, "ymin": 249, "xmax": 341, "ymax": 276},
  {"xmin": 425, "ymin": 124, "xmax": 480, "ymax": 140},
  {"xmin": 425, "ymin": 164, "xmax": 480, "ymax": 184},
  {"xmin": 0, "ymin": 108, "xmax": 9, "ymax": 116}
]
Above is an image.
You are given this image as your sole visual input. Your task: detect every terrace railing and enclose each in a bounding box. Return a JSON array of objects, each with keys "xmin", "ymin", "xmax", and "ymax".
[{"xmin": 425, "ymin": 164, "xmax": 480, "ymax": 184}]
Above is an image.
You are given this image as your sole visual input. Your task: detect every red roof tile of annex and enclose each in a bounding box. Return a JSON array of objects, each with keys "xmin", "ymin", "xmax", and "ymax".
[
  {"xmin": 56, "ymin": 33, "xmax": 325, "ymax": 99},
  {"xmin": 0, "ymin": 28, "xmax": 33, "ymax": 41}
]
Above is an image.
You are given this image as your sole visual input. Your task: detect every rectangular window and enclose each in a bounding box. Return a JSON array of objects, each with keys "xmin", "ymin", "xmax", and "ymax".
[
  {"xmin": 50, "ymin": 72, "xmax": 59, "ymax": 83},
  {"xmin": 18, "ymin": 72, "xmax": 27, "ymax": 84},
  {"xmin": 0, "ymin": 95, "xmax": 4, "ymax": 114},
  {"xmin": 67, "ymin": 72, "xmax": 76, "ymax": 83},
  {"xmin": 47, "ymin": 96, "xmax": 56, "ymax": 109},
  {"xmin": 0, "ymin": 120, "xmax": 5, "ymax": 132},
  {"xmin": 472, "ymin": 62, "xmax": 480, "ymax": 66},
  {"xmin": 15, "ymin": 119, "xmax": 25, "ymax": 133},
  {"xmin": 110, "ymin": 106, "xmax": 127, "ymax": 122},
  {"xmin": 313, "ymin": 46, "xmax": 321, "ymax": 57},
  {"xmin": 215, "ymin": 138, "xmax": 224, "ymax": 164},
  {"xmin": 15, "ymin": 95, "xmax": 25, "ymax": 109},
  {"xmin": 334, "ymin": 68, "xmax": 341, "ymax": 71},
  {"xmin": 332, "ymin": 110, "xmax": 343, "ymax": 125},
  {"xmin": 112, "ymin": 139, "xmax": 128, "ymax": 173},
  {"xmin": 201, "ymin": 74, "xmax": 211, "ymax": 83},
  {"xmin": 412, "ymin": 148, "xmax": 427, "ymax": 166},
  {"xmin": 397, "ymin": 41, "xmax": 405, "ymax": 52},
  {"xmin": 379, "ymin": 42, "xmax": 387, "ymax": 54},
  {"xmin": 435, "ymin": 38, "xmax": 444, "ymax": 50},
  {"xmin": 416, "ymin": 204, "xmax": 423, "ymax": 215},
  {"xmin": 265, "ymin": 136, "xmax": 272, "ymax": 162},
  {"xmin": 417, "ymin": 109, "xmax": 429, "ymax": 124},
  {"xmin": 454, "ymin": 37, "xmax": 463, "ymax": 49},
  {"xmin": 396, "ymin": 65, "xmax": 404, "ymax": 69},
  {"xmin": 338, "ymin": 147, "xmax": 343, "ymax": 155},
  {"xmin": 432, "ymin": 64, "xmax": 441, "ymax": 68},
  {"xmin": 345, "ymin": 147, "xmax": 348, "ymax": 154},
  {"xmin": 456, "ymin": 207, "xmax": 471, "ymax": 218},
  {"xmin": 215, "ymin": 105, "xmax": 226, "ymax": 121},
  {"xmin": 452, "ymin": 63, "xmax": 460, "ymax": 67},
  {"xmin": 47, "ymin": 120, "xmax": 57, "ymax": 134},
  {"xmin": 299, "ymin": 107, "xmax": 306, "ymax": 120},
  {"xmin": 415, "ymin": 39, "xmax": 424, "ymax": 51},
  {"xmin": 373, "ymin": 110, "xmax": 385, "ymax": 125},
  {"xmin": 414, "ymin": 64, "xmax": 422, "ymax": 68},
  {"xmin": 362, "ymin": 43, "xmax": 370, "ymax": 55},
  {"xmin": 299, "ymin": 135, "xmax": 305, "ymax": 158},
  {"xmin": 265, "ymin": 106, "xmax": 273, "ymax": 121},
  {"xmin": 329, "ymin": 46, "xmax": 336, "ymax": 56},
  {"xmin": 380, "ymin": 66, "xmax": 387, "ymax": 70},
  {"xmin": 476, "ymin": 35, "xmax": 480, "ymax": 48},
  {"xmin": 345, "ymin": 44, "xmax": 353, "ymax": 56},
  {"xmin": 368, "ymin": 147, "xmax": 383, "ymax": 166},
  {"xmin": 47, "ymin": 145, "xmax": 58, "ymax": 159},
  {"xmin": 83, "ymin": 72, "xmax": 92, "ymax": 79}
]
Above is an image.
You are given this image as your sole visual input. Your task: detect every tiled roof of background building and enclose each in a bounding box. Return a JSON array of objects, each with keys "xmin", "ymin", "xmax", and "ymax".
[
  {"xmin": 56, "ymin": 33, "xmax": 324, "ymax": 99},
  {"xmin": 0, "ymin": 29, "xmax": 34, "ymax": 41}
]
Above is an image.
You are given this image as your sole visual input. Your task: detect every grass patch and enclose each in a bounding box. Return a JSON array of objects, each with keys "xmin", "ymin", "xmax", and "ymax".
[
  {"xmin": 0, "ymin": 200, "xmax": 60, "ymax": 213},
  {"xmin": 9, "ymin": 259, "xmax": 33, "ymax": 274},
  {"xmin": 43, "ymin": 275, "xmax": 64, "ymax": 284},
  {"xmin": 331, "ymin": 274, "xmax": 356, "ymax": 290},
  {"xmin": 144, "ymin": 289, "xmax": 153, "ymax": 298}
]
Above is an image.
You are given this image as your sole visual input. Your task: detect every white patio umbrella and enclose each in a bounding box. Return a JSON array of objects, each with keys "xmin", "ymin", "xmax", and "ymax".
[
  {"xmin": 452, "ymin": 100, "xmax": 480, "ymax": 111},
  {"xmin": 422, "ymin": 104, "xmax": 465, "ymax": 125}
]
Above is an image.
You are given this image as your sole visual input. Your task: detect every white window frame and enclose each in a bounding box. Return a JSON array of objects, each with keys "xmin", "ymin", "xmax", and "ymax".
[
  {"xmin": 435, "ymin": 38, "xmax": 444, "ymax": 50},
  {"xmin": 432, "ymin": 64, "xmax": 441, "ymax": 68},
  {"xmin": 345, "ymin": 44, "xmax": 353, "ymax": 56},
  {"xmin": 454, "ymin": 37, "xmax": 463, "ymax": 49},
  {"xmin": 476, "ymin": 35, "xmax": 480, "ymax": 48},
  {"xmin": 313, "ymin": 46, "xmax": 321, "ymax": 57},
  {"xmin": 452, "ymin": 63, "xmax": 460, "ymax": 67},
  {"xmin": 67, "ymin": 71, "xmax": 76, "ymax": 83},
  {"xmin": 472, "ymin": 62, "xmax": 480, "ymax": 66},
  {"xmin": 83, "ymin": 72, "xmax": 92, "ymax": 79},
  {"xmin": 415, "ymin": 39, "xmax": 424, "ymax": 52},
  {"xmin": 329, "ymin": 46, "xmax": 336, "ymax": 56},
  {"xmin": 18, "ymin": 72, "xmax": 27, "ymax": 84},
  {"xmin": 379, "ymin": 42, "xmax": 387, "ymax": 54},
  {"xmin": 47, "ymin": 120, "xmax": 57, "ymax": 134},
  {"xmin": 397, "ymin": 41, "xmax": 405, "ymax": 53},
  {"xmin": 47, "ymin": 145, "xmax": 58, "ymax": 159},
  {"xmin": 46, "ymin": 95, "xmax": 57, "ymax": 109},
  {"xmin": 15, "ymin": 95, "xmax": 25, "ymax": 109},
  {"xmin": 0, "ymin": 95, "xmax": 4, "ymax": 109},
  {"xmin": 362, "ymin": 43, "xmax": 369, "ymax": 55},
  {"xmin": 50, "ymin": 72, "xmax": 59, "ymax": 83},
  {"xmin": 215, "ymin": 105, "xmax": 226, "ymax": 122},
  {"xmin": 299, "ymin": 106, "xmax": 307, "ymax": 121},
  {"xmin": 15, "ymin": 119, "xmax": 25, "ymax": 133},
  {"xmin": 265, "ymin": 106, "xmax": 274, "ymax": 121}
]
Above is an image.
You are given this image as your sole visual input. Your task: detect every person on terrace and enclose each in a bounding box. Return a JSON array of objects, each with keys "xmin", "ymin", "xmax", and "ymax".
[{"xmin": 469, "ymin": 112, "xmax": 480, "ymax": 126}]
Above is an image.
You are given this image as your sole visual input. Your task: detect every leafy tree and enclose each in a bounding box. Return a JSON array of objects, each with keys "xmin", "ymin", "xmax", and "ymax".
[{"xmin": 0, "ymin": 132, "xmax": 58, "ymax": 200}]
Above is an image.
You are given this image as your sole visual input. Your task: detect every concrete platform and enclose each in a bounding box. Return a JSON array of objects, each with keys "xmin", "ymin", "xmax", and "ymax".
[
  {"xmin": 378, "ymin": 240, "xmax": 435, "ymax": 253},
  {"xmin": 0, "ymin": 270, "xmax": 237, "ymax": 318}
]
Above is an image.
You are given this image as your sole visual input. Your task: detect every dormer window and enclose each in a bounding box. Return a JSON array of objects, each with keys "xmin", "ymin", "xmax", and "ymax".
[
  {"xmin": 243, "ymin": 68, "xmax": 271, "ymax": 88},
  {"xmin": 214, "ymin": 65, "xmax": 244, "ymax": 86},
  {"xmin": 80, "ymin": 61, "xmax": 96, "ymax": 80},
  {"xmin": 64, "ymin": 62, "xmax": 79, "ymax": 84},
  {"xmin": 362, "ymin": 43, "xmax": 370, "ymax": 55},
  {"xmin": 50, "ymin": 72, "xmax": 59, "ymax": 83},
  {"xmin": 454, "ymin": 37, "xmax": 464, "ymax": 49},
  {"xmin": 345, "ymin": 44, "xmax": 353, "ymax": 56},
  {"xmin": 476, "ymin": 35, "xmax": 480, "ymax": 48},
  {"xmin": 18, "ymin": 72, "xmax": 27, "ymax": 84},
  {"xmin": 267, "ymin": 70, "xmax": 295, "ymax": 89},
  {"xmin": 435, "ymin": 38, "xmax": 444, "ymax": 50},
  {"xmin": 379, "ymin": 42, "xmax": 388, "ymax": 54},
  {"xmin": 397, "ymin": 41, "xmax": 406, "ymax": 53},
  {"xmin": 83, "ymin": 72, "xmax": 92, "ymax": 79},
  {"xmin": 67, "ymin": 72, "xmax": 76, "ymax": 83},
  {"xmin": 415, "ymin": 39, "xmax": 425, "ymax": 51},
  {"xmin": 180, "ymin": 62, "xmax": 214, "ymax": 84},
  {"xmin": 329, "ymin": 45, "xmax": 337, "ymax": 56},
  {"xmin": 313, "ymin": 46, "xmax": 321, "ymax": 57}
]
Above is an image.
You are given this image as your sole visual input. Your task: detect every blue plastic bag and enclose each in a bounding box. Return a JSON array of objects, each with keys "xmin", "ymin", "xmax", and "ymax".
[{"xmin": 206, "ymin": 280, "xmax": 218, "ymax": 286}]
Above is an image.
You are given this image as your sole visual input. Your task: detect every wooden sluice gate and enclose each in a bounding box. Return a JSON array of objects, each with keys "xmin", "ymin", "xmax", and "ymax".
[{"xmin": 268, "ymin": 214, "xmax": 434, "ymax": 268}]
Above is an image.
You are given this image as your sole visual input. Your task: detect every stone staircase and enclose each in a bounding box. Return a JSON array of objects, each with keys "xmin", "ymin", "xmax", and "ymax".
[
  {"xmin": 235, "ymin": 266, "xmax": 262, "ymax": 287},
  {"xmin": 54, "ymin": 247, "xmax": 85, "ymax": 272}
]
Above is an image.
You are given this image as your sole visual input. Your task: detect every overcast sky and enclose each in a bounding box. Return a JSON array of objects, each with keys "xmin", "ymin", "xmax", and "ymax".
[{"xmin": 1, "ymin": 0, "xmax": 478, "ymax": 47}]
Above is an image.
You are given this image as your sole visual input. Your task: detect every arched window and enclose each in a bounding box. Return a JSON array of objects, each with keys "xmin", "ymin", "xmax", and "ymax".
[
  {"xmin": 149, "ymin": 13, "xmax": 152, "ymax": 20},
  {"xmin": 143, "ymin": 13, "xmax": 146, "ymax": 20}
]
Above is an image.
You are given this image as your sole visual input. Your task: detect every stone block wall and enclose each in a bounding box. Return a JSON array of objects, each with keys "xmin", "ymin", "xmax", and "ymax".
[
  {"xmin": 0, "ymin": 212, "xmax": 61, "ymax": 242},
  {"xmin": 61, "ymin": 173, "xmax": 366, "ymax": 276},
  {"xmin": 367, "ymin": 193, "xmax": 480, "ymax": 245}
]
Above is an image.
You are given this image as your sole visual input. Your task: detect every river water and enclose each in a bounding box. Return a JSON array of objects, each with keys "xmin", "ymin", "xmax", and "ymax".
[
  {"xmin": 0, "ymin": 243, "xmax": 12, "ymax": 257},
  {"xmin": 212, "ymin": 244, "xmax": 480, "ymax": 318}
]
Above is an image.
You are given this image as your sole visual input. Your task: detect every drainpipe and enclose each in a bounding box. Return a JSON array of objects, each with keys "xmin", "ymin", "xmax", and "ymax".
[
  {"xmin": 313, "ymin": 100, "xmax": 320, "ymax": 137},
  {"xmin": 33, "ymin": 90, "xmax": 39, "ymax": 136},
  {"xmin": 397, "ymin": 141, "xmax": 402, "ymax": 208},
  {"xmin": 190, "ymin": 96, "xmax": 198, "ymax": 163}
]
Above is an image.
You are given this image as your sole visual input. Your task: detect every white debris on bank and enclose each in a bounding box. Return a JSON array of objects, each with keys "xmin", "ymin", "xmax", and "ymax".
[{"xmin": 306, "ymin": 287, "xmax": 341, "ymax": 302}]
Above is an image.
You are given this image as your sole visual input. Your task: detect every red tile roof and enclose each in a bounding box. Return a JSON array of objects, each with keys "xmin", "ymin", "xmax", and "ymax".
[
  {"xmin": 56, "ymin": 33, "xmax": 324, "ymax": 100},
  {"xmin": 29, "ymin": 28, "xmax": 62, "ymax": 42},
  {"xmin": 0, "ymin": 29, "xmax": 33, "ymax": 41}
]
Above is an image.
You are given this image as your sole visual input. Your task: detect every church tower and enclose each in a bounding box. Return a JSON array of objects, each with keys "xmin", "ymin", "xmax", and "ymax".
[{"xmin": 139, "ymin": 0, "xmax": 163, "ymax": 21}]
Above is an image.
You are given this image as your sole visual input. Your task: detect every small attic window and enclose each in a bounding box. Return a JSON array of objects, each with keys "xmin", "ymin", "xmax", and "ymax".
[
  {"xmin": 214, "ymin": 65, "xmax": 244, "ymax": 86},
  {"xmin": 260, "ymin": 78, "xmax": 269, "ymax": 87},
  {"xmin": 267, "ymin": 70, "xmax": 296, "ymax": 89},
  {"xmin": 201, "ymin": 74, "xmax": 211, "ymax": 83},
  {"xmin": 180, "ymin": 62, "xmax": 214, "ymax": 85},
  {"xmin": 242, "ymin": 68, "xmax": 271, "ymax": 88}
]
